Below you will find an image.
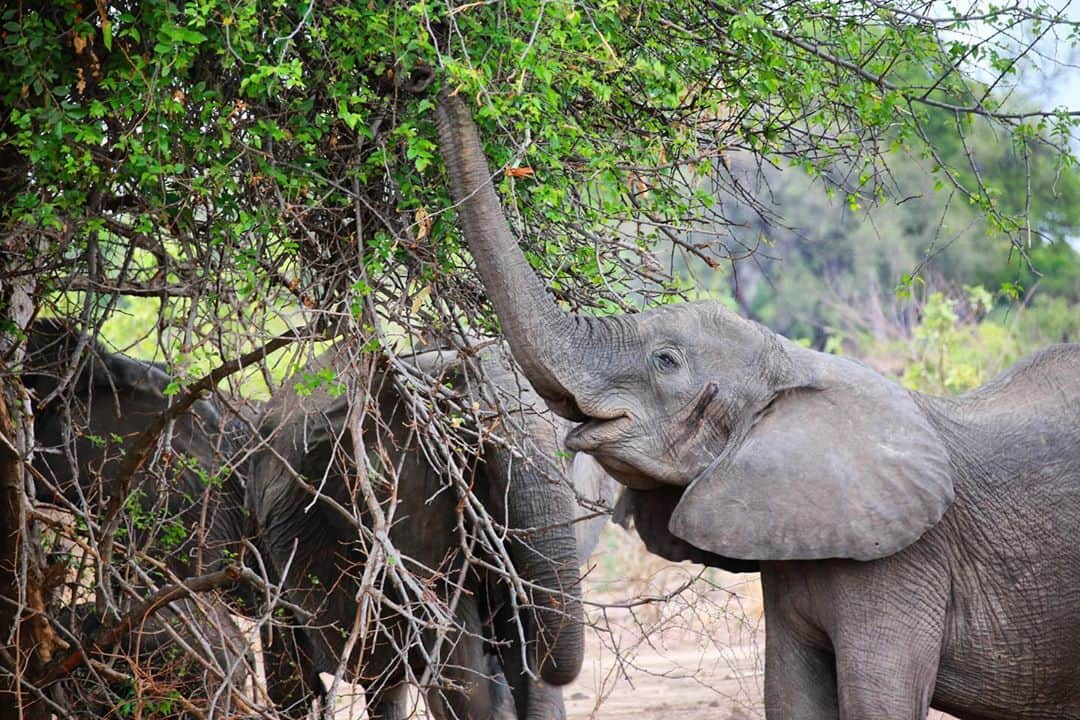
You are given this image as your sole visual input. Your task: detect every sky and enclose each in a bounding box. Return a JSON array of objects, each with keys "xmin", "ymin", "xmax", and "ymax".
[{"xmin": 964, "ymin": 1, "xmax": 1080, "ymax": 112}]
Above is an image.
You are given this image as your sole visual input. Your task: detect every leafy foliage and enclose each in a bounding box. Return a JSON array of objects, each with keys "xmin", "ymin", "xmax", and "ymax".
[{"xmin": 5, "ymin": 1, "xmax": 1078, "ymax": 344}]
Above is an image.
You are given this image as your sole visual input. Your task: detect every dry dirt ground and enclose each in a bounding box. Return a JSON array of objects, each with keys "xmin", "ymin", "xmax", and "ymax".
[{"xmin": 563, "ymin": 524, "xmax": 955, "ymax": 720}]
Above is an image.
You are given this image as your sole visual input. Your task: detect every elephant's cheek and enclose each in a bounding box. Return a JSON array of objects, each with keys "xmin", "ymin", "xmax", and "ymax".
[{"xmin": 667, "ymin": 422, "xmax": 729, "ymax": 487}]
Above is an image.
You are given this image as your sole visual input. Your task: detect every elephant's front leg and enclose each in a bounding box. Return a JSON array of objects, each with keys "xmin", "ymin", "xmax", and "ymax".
[
  {"xmin": 262, "ymin": 623, "xmax": 321, "ymax": 718},
  {"xmin": 367, "ymin": 684, "xmax": 410, "ymax": 720},
  {"xmin": 761, "ymin": 569, "xmax": 839, "ymax": 719},
  {"xmin": 762, "ymin": 560, "xmax": 947, "ymax": 720},
  {"xmin": 832, "ymin": 621, "xmax": 942, "ymax": 720},
  {"xmin": 426, "ymin": 593, "xmax": 495, "ymax": 720},
  {"xmin": 763, "ymin": 619, "xmax": 839, "ymax": 720},
  {"xmin": 830, "ymin": 575, "xmax": 946, "ymax": 719}
]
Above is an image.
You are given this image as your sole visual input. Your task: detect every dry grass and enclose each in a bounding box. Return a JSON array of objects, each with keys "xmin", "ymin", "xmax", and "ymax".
[{"xmin": 569, "ymin": 523, "xmax": 766, "ymax": 719}]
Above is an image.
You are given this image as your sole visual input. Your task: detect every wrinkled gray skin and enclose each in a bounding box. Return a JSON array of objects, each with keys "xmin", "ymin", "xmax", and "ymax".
[
  {"xmin": 25, "ymin": 320, "xmax": 250, "ymax": 578},
  {"xmin": 435, "ymin": 90, "xmax": 1080, "ymax": 719},
  {"xmin": 248, "ymin": 340, "xmax": 614, "ymax": 720},
  {"xmin": 23, "ymin": 320, "xmax": 253, "ymax": 713}
]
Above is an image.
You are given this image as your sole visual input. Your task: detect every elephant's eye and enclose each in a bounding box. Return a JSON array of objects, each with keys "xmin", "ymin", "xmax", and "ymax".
[{"xmin": 651, "ymin": 349, "xmax": 681, "ymax": 373}]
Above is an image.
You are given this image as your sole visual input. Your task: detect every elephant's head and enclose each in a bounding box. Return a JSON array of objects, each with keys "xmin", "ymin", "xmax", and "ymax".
[
  {"xmin": 435, "ymin": 90, "xmax": 954, "ymax": 562},
  {"xmin": 24, "ymin": 319, "xmax": 226, "ymax": 493},
  {"xmin": 249, "ymin": 340, "xmax": 589, "ymax": 691},
  {"xmin": 23, "ymin": 319, "xmax": 246, "ymax": 575}
]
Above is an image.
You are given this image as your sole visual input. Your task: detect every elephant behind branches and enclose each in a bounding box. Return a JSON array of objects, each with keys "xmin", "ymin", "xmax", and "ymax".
[
  {"xmin": 434, "ymin": 88, "xmax": 1080, "ymax": 719},
  {"xmin": 23, "ymin": 319, "xmax": 255, "ymax": 716},
  {"xmin": 247, "ymin": 336, "xmax": 615, "ymax": 720}
]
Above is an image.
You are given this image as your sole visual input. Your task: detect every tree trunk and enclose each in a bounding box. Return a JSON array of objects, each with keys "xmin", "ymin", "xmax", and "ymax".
[{"xmin": 0, "ymin": 246, "xmax": 56, "ymax": 720}]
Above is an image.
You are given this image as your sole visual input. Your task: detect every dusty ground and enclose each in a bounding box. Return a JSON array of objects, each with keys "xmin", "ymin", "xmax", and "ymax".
[{"xmin": 564, "ymin": 524, "xmax": 955, "ymax": 720}]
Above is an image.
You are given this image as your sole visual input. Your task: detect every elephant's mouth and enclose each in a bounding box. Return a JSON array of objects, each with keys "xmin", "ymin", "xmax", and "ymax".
[
  {"xmin": 564, "ymin": 413, "xmax": 635, "ymax": 452},
  {"xmin": 567, "ymin": 383, "xmax": 727, "ymax": 490},
  {"xmin": 566, "ymin": 413, "xmax": 671, "ymax": 489},
  {"xmin": 543, "ymin": 393, "xmax": 590, "ymax": 423}
]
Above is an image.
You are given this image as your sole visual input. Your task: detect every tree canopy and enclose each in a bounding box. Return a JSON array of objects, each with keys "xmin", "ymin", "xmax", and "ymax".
[{"xmin": 5, "ymin": 0, "xmax": 1079, "ymax": 348}]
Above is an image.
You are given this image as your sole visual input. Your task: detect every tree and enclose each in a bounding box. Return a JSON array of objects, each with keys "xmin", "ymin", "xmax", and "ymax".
[
  {"xmin": 0, "ymin": 244, "xmax": 58, "ymax": 720},
  {"xmin": 2, "ymin": 0, "xmax": 1078, "ymax": 715}
]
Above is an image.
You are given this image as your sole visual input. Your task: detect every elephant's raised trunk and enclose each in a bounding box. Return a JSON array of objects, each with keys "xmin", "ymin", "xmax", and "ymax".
[{"xmin": 435, "ymin": 89, "xmax": 590, "ymax": 420}]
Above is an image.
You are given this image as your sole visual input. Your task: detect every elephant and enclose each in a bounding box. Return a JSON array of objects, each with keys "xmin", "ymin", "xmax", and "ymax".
[
  {"xmin": 434, "ymin": 88, "xmax": 1080, "ymax": 719},
  {"xmin": 23, "ymin": 319, "xmax": 254, "ymax": 715},
  {"xmin": 246, "ymin": 336, "xmax": 615, "ymax": 720},
  {"xmin": 24, "ymin": 320, "xmax": 614, "ymax": 719},
  {"xmin": 25, "ymin": 319, "xmax": 250, "ymax": 581}
]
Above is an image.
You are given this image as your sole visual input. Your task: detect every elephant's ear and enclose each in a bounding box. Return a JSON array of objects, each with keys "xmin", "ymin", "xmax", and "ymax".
[{"xmin": 669, "ymin": 354, "xmax": 954, "ymax": 561}]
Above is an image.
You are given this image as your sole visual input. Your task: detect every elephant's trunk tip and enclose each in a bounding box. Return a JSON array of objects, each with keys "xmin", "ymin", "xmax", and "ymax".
[{"xmin": 539, "ymin": 644, "xmax": 584, "ymax": 687}]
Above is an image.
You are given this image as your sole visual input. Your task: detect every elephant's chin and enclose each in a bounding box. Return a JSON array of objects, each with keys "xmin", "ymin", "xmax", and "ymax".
[{"xmin": 583, "ymin": 449, "xmax": 681, "ymax": 490}]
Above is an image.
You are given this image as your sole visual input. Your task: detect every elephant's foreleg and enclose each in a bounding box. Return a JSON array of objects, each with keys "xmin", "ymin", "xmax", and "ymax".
[
  {"xmin": 367, "ymin": 683, "xmax": 410, "ymax": 720},
  {"xmin": 262, "ymin": 623, "xmax": 320, "ymax": 718},
  {"xmin": 426, "ymin": 593, "xmax": 495, "ymax": 720},
  {"xmin": 519, "ymin": 679, "xmax": 565, "ymax": 720},
  {"xmin": 832, "ymin": 626, "xmax": 941, "ymax": 720},
  {"xmin": 491, "ymin": 604, "xmax": 529, "ymax": 720},
  {"xmin": 828, "ymin": 576, "xmax": 945, "ymax": 720},
  {"xmin": 488, "ymin": 589, "xmax": 565, "ymax": 720},
  {"xmin": 763, "ymin": 626, "xmax": 839, "ymax": 720},
  {"xmin": 760, "ymin": 570, "xmax": 839, "ymax": 720}
]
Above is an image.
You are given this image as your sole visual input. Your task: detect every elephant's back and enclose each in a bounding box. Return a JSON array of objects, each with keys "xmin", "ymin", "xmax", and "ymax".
[
  {"xmin": 921, "ymin": 343, "xmax": 1080, "ymax": 510},
  {"xmin": 948, "ymin": 343, "xmax": 1080, "ymax": 421},
  {"xmin": 925, "ymin": 347, "xmax": 1080, "ymax": 716}
]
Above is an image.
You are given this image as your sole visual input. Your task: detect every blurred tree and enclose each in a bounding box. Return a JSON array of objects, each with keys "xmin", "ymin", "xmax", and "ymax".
[{"xmin": 701, "ymin": 108, "xmax": 1080, "ymax": 352}]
